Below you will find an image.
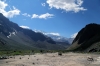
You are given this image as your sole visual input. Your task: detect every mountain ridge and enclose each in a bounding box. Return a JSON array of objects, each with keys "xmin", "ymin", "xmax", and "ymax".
[
  {"xmin": 68, "ymin": 23, "xmax": 100, "ymax": 52},
  {"xmin": 34, "ymin": 30, "xmax": 74, "ymax": 44},
  {"xmin": 0, "ymin": 13, "xmax": 66, "ymax": 50}
]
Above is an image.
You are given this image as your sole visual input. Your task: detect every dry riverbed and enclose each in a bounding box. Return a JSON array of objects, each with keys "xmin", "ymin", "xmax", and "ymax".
[{"xmin": 0, "ymin": 52, "xmax": 100, "ymax": 66}]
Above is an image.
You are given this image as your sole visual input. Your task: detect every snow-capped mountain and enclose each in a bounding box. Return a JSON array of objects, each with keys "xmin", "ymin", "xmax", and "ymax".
[
  {"xmin": 0, "ymin": 13, "xmax": 66, "ymax": 50},
  {"xmin": 34, "ymin": 30, "xmax": 74, "ymax": 44},
  {"xmin": 45, "ymin": 34, "xmax": 74, "ymax": 44}
]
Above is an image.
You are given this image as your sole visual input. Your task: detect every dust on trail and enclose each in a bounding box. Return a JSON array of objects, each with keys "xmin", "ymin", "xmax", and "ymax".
[{"xmin": 0, "ymin": 52, "xmax": 100, "ymax": 66}]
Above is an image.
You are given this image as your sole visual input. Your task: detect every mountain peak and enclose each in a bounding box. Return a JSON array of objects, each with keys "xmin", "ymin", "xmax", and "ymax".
[
  {"xmin": 68, "ymin": 23, "xmax": 100, "ymax": 52},
  {"xmin": 33, "ymin": 30, "xmax": 74, "ymax": 44},
  {"xmin": 0, "ymin": 13, "xmax": 68, "ymax": 50}
]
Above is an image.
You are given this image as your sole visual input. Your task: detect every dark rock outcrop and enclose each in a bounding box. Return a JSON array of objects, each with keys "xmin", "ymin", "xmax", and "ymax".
[{"xmin": 68, "ymin": 23, "xmax": 100, "ymax": 52}]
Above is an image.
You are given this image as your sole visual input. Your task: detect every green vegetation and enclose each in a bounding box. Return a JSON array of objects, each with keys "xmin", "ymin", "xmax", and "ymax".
[
  {"xmin": 0, "ymin": 50, "xmax": 30, "ymax": 56},
  {"xmin": 0, "ymin": 49, "xmax": 72, "ymax": 56}
]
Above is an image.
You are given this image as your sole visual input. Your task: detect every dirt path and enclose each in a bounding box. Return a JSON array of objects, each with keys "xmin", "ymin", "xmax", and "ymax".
[{"xmin": 0, "ymin": 52, "xmax": 100, "ymax": 66}]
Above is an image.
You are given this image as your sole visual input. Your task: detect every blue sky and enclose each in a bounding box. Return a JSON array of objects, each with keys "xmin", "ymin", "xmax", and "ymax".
[{"xmin": 0, "ymin": 0, "xmax": 100, "ymax": 38}]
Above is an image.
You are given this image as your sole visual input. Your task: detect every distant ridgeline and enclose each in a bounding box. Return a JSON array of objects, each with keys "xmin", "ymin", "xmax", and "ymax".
[
  {"xmin": 68, "ymin": 23, "xmax": 100, "ymax": 52},
  {"xmin": 0, "ymin": 13, "xmax": 67, "ymax": 50}
]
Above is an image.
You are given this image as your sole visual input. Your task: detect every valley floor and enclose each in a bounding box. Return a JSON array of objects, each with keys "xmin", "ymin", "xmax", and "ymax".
[{"xmin": 0, "ymin": 52, "xmax": 100, "ymax": 66}]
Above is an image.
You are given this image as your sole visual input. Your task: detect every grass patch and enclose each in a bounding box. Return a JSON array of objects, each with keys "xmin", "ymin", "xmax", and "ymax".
[{"xmin": 0, "ymin": 49, "xmax": 74, "ymax": 56}]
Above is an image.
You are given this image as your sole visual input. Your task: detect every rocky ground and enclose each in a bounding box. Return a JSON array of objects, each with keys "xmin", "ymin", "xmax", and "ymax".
[{"xmin": 0, "ymin": 52, "xmax": 100, "ymax": 66}]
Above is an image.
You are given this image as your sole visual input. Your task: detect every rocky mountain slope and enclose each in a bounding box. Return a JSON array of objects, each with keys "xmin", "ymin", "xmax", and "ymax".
[
  {"xmin": 68, "ymin": 23, "xmax": 100, "ymax": 52},
  {"xmin": 34, "ymin": 30, "xmax": 73, "ymax": 47},
  {"xmin": 43, "ymin": 34, "xmax": 73, "ymax": 47},
  {"xmin": 0, "ymin": 13, "xmax": 65, "ymax": 50},
  {"xmin": 44, "ymin": 34, "xmax": 74, "ymax": 44}
]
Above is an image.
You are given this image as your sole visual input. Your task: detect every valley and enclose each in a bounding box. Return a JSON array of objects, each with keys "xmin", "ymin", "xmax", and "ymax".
[
  {"xmin": 0, "ymin": 0, "xmax": 100, "ymax": 66},
  {"xmin": 0, "ymin": 52, "xmax": 100, "ymax": 66}
]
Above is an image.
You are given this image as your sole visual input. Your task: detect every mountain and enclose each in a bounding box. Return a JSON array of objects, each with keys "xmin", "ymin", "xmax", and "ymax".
[
  {"xmin": 45, "ymin": 34, "xmax": 73, "ymax": 44},
  {"xmin": 68, "ymin": 23, "xmax": 100, "ymax": 52},
  {"xmin": 34, "ymin": 30, "xmax": 74, "ymax": 44},
  {"xmin": 44, "ymin": 34, "xmax": 72, "ymax": 48},
  {"xmin": 34, "ymin": 30, "xmax": 73, "ymax": 48},
  {"xmin": 0, "ymin": 13, "xmax": 65, "ymax": 50}
]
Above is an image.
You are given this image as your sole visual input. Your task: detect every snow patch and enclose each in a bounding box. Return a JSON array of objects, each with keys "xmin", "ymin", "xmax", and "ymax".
[
  {"xmin": 57, "ymin": 37, "xmax": 61, "ymax": 40},
  {"xmin": 12, "ymin": 32, "xmax": 16, "ymax": 35},
  {"xmin": 7, "ymin": 31, "xmax": 16, "ymax": 38},
  {"xmin": 7, "ymin": 32, "xmax": 11, "ymax": 38}
]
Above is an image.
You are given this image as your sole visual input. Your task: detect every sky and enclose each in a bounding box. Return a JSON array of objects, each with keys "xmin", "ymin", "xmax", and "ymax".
[{"xmin": 0, "ymin": 0, "xmax": 100, "ymax": 38}]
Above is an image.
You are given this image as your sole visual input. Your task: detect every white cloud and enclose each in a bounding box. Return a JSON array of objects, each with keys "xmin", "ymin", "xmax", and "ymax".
[
  {"xmin": 32, "ymin": 14, "xmax": 38, "ymax": 18},
  {"xmin": 0, "ymin": 0, "xmax": 7, "ymax": 9},
  {"xmin": 46, "ymin": 0, "xmax": 87, "ymax": 13},
  {"xmin": 41, "ymin": 3, "xmax": 46, "ymax": 7},
  {"xmin": 71, "ymin": 32, "xmax": 78, "ymax": 38},
  {"xmin": 34, "ymin": 29, "xmax": 43, "ymax": 33},
  {"xmin": 0, "ymin": 0, "xmax": 20, "ymax": 18},
  {"xmin": 45, "ymin": 33, "xmax": 60, "ymax": 36},
  {"xmin": 22, "ymin": 13, "xmax": 31, "ymax": 17},
  {"xmin": 32, "ymin": 13, "xmax": 54, "ymax": 19},
  {"xmin": 34, "ymin": 29, "xmax": 60, "ymax": 36},
  {"xmin": 20, "ymin": 25, "xmax": 30, "ymax": 29}
]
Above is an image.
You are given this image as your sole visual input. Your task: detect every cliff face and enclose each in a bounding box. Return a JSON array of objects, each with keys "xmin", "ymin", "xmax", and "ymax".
[
  {"xmin": 0, "ymin": 13, "xmax": 66, "ymax": 50},
  {"xmin": 68, "ymin": 23, "xmax": 100, "ymax": 52}
]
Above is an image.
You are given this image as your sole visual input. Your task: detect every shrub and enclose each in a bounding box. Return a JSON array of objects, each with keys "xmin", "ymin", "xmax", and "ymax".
[{"xmin": 58, "ymin": 52, "xmax": 62, "ymax": 56}]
